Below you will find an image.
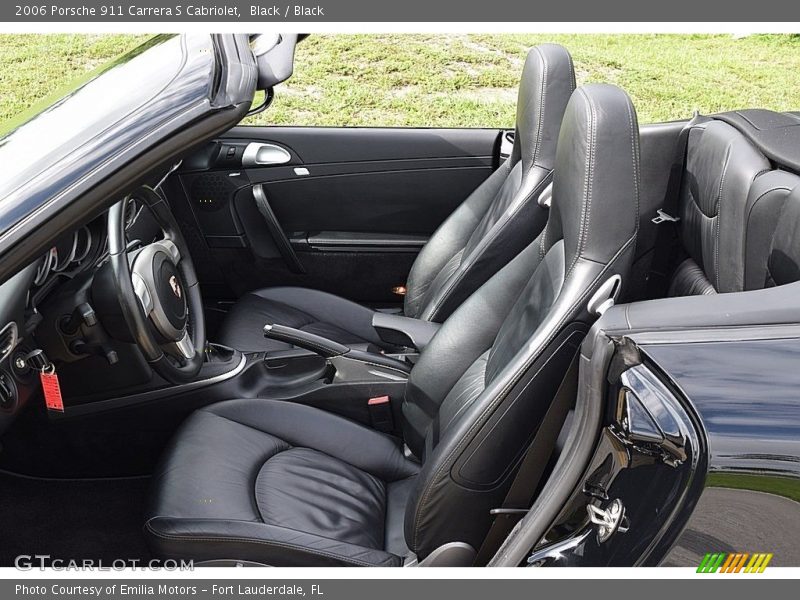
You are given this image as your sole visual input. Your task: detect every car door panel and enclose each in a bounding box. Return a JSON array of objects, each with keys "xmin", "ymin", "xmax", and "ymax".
[
  {"xmin": 172, "ymin": 126, "xmax": 502, "ymax": 306},
  {"xmin": 519, "ymin": 285, "xmax": 800, "ymax": 567}
]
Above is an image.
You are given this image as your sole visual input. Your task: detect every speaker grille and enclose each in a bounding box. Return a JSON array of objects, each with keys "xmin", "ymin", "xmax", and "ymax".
[{"xmin": 189, "ymin": 173, "xmax": 236, "ymax": 212}]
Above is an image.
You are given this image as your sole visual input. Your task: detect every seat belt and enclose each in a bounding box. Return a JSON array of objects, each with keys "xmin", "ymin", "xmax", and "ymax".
[
  {"xmin": 473, "ymin": 352, "xmax": 580, "ymax": 566},
  {"xmin": 638, "ymin": 113, "xmax": 710, "ymax": 299}
]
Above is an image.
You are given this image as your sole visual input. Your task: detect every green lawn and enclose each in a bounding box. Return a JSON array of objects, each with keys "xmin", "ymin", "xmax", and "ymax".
[
  {"xmin": 2, "ymin": 34, "xmax": 800, "ymax": 128},
  {"xmin": 705, "ymin": 472, "xmax": 800, "ymax": 504}
]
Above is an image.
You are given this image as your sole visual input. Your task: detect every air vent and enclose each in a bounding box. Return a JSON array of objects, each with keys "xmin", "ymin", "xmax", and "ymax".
[{"xmin": 0, "ymin": 322, "xmax": 19, "ymax": 361}]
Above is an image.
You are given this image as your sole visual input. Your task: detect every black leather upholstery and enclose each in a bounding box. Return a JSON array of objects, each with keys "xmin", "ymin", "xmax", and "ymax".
[
  {"xmin": 667, "ymin": 117, "xmax": 800, "ymax": 297},
  {"xmin": 218, "ymin": 287, "xmax": 386, "ymax": 352},
  {"xmin": 670, "ymin": 120, "xmax": 769, "ymax": 296},
  {"xmin": 146, "ymin": 399, "xmax": 418, "ymax": 566},
  {"xmin": 146, "ymin": 83, "xmax": 641, "ymax": 566},
  {"xmin": 743, "ymin": 170, "xmax": 800, "ymax": 290},
  {"xmin": 218, "ymin": 44, "xmax": 576, "ymax": 352},
  {"xmin": 764, "ymin": 186, "xmax": 800, "ymax": 287},
  {"xmin": 402, "ymin": 84, "xmax": 640, "ymax": 557}
]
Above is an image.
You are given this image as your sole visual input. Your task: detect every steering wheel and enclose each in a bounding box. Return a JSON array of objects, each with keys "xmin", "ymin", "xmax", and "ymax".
[{"xmin": 107, "ymin": 186, "xmax": 205, "ymax": 384}]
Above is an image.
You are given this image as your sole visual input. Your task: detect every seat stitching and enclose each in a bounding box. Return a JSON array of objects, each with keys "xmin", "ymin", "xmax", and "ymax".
[
  {"xmin": 625, "ymin": 95, "xmax": 641, "ymax": 240},
  {"xmin": 714, "ymin": 144, "xmax": 733, "ymax": 290},
  {"xmin": 412, "ymin": 234, "xmax": 637, "ymax": 550},
  {"xmin": 531, "ymin": 45, "xmax": 548, "ymax": 168},
  {"xmin": 253, "ymin": 452, "xmax": 389, "ymax": 547},
  {"xmin": 566, "ymin": 87, "xmax": 596, "ymax": 277},
  {"xmin": 424, "ymin": 174, "xmax": 552, "ymax": 321}
]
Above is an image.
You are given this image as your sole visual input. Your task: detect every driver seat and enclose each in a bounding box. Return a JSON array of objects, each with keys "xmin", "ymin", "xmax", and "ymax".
[{"xmin": 145, "ymin": 84, "xmax": 640, "ymax": 566}]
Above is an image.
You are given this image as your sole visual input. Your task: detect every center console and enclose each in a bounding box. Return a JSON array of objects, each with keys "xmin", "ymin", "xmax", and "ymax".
[{"xmin": 55, "ymin": 315, "xmax": 438, "ymax": 435}]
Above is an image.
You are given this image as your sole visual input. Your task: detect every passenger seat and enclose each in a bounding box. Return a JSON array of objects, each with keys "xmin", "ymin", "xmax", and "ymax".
[{"xmin": 218, "ymin": 44, "xmax": 576, "ymax": 353}]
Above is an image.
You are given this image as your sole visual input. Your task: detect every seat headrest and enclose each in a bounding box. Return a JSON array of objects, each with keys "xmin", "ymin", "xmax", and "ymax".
[
  {"xmin": 545, "ymin": 83, "xmax": 640, "ymax": 270},
  {"xmin": 512, "ymin": 44, "xmax": 576, "ymax": 173}
]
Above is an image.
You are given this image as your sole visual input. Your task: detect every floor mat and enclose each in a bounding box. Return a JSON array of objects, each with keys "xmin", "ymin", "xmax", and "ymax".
[{"xmin": 0, "ymin": 471, "xmax": 151, "ymax": 566}]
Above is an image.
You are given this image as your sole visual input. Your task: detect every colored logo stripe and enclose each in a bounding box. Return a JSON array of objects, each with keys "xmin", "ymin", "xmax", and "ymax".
[{"xmin": 697, "ymin": 552, "xmax": 773, "ymax": 573}]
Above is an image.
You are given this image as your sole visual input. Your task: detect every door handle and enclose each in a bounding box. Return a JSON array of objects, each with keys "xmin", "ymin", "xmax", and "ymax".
[
  {"xmin": 242, "ymin": 142, "xmax": 292, "ymax": 167},
  {"xmin": 252, "ymin": 184, "xmax": 306, "ymax": 274}
]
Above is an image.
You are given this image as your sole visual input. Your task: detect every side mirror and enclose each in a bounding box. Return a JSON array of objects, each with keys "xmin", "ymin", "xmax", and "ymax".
[{"xmin": 250, "ymin": 33, "xmax": 299, "ymax": 91}]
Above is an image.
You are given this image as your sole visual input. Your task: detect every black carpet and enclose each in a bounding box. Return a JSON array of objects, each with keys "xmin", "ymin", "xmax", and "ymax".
[{"xmin": 0, "ymin": 471, "xmax": 151, "ymax": 566}]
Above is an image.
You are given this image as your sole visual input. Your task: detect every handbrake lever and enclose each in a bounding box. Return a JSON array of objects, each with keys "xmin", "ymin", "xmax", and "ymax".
[
  {"xmin": 263, "ymin": 323, "xmax": 349, "ymax": 358},
  {"xmin": 263, "ymin": 323, "xmax": 412, "ymax": 376}
]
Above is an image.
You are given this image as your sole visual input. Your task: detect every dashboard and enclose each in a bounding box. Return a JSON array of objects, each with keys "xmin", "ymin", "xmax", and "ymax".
[
  {"xmin": 0, "ymin": 196, "xmax": 161, "ymax": 433},
  {"xmin": 30, "ymin": 199, "xmax": 145, "ymax": 303}
]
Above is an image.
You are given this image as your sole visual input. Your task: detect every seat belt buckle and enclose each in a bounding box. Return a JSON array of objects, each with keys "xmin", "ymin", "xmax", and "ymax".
[
  {"xmin": 652, "ymin": 209, "xmax": 680, "ymax": 225},
  {"xmin": 368, "ymin": 395, "xmax": 394, "ymax": 433}
]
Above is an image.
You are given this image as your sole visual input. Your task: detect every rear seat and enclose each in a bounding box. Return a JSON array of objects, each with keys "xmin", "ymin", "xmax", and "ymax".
[
  {"xmin": 743, "ymin": 170, "xmax": 800, "ymax": 290},
  {"xmin": 667, "ymin": 116, "xmax": 800, "ymax": 296}
]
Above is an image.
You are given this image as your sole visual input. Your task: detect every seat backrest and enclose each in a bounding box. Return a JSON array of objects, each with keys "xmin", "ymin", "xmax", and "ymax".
[
  {"xmin": 744, "ymin": 174, "xmax": 800, "ymax": 289},
  {"xmin": 401, "ymin": 84, "xmax": 640, "ymax": 559},
  {"xmin": 403, "ymin": 44, "xmax": 576, "ymax": 323},
  {"xmin": 669, "ymin": 120, "xmax": 770, "ymax": 296}
]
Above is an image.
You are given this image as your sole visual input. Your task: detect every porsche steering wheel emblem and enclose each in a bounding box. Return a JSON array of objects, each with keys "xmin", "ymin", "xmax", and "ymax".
[{"xmin": 169, "ymin": 275, "xmax": 182, "ymax": 299}]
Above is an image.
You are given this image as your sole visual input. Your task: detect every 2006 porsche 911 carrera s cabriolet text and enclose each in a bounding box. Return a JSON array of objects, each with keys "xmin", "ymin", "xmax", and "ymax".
[{"xmin": 0, "ymin": 33, "xmax": 798, "ymax": 568}]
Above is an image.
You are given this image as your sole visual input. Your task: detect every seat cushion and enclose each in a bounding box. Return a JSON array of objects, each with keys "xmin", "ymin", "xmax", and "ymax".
[
  {"xmin": 217, "ymin": 287, "xmax": 386, "ymax": 353},
  {"xmin": 146, "ymin": 399, "xmax": 419, "ymax": 567}
]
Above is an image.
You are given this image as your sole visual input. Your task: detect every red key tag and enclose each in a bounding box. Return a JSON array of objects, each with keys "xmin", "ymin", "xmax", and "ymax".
[{"xmin": 40, "ymin": 368, "xmax": 64, "ymax": 412}]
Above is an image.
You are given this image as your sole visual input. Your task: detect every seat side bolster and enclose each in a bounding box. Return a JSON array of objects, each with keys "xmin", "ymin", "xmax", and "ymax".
[
  {"xmin": 420, "ymin": 167, "xmax": 551, "ymax": 322},
  {"xmin": 145, "ymin": 517, "xmax": 402, "ymax": 567},
  {"xmin": 404, "ymin": 163, "xmax": 511, "ymax": 319}
]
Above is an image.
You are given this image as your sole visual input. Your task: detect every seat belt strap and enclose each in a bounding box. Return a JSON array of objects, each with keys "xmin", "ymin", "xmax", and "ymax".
[{"xmin": 473, "ymin": 352, "xmax": 580, "ymax": 566}]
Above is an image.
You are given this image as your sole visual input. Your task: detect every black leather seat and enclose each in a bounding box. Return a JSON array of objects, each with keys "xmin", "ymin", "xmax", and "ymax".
[
  {"xmin": 667, "ymin": 117, "xmax": 800, "ymax": 296},
  {"xmin": 744, "ymin": 173, "xmax": 800, "ymax": 289},
  {"xmin": 218, "ymin": 44, "xmax": 576, "ymax": 352},
  {"xmin": 146, "ymin": 83, "xmax": 641, "ymax": 566},
  {"xmin": 668, "ymin": 119, "xmax": 770, "ymax": 296}
]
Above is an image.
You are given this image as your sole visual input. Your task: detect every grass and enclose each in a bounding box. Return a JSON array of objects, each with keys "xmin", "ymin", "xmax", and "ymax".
[
  {"xmin": 2, "ymin": 34, "xmax": 800, "ymax": 128},
  {"xmin": 705, "ymin": 472, "xmax": 800, "ymax": 504}
]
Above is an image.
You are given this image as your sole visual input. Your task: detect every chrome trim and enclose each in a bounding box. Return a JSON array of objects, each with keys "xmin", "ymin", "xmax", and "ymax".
[
  {"xmin": 526, "ymin": 529, "xmax": 593, "ymax": 566},
  {"xmin": 157, "ymin": 239, "xmax": 181, "ymax": 264},
  {"xmin": 131, "ymin": 272, "xmax": 153, "ymax": 314},
  {"xmin": 130, "ymin": 240, "xmax": 186, "ymax": 341},
  {"xmin": 242, "ymin": 142, "xmax": 291, "ymax": 167},
  {"xmin": 61, "ymin": 352, "xmax": 248, "ymax": 418},
  {"xmin": 172, "ymin": 331, "xmax": 195, "ymax": 360},
  {"xmin": 0, "ymin": 322, "xmax": 19, "ymax": 361},
  {"xmin": 587, "ymin": 274, "xmax": 622, "ymax": 317},
  {"xmin": 537, "ymin": 182, "xmax": 553, "ymax": 208}
]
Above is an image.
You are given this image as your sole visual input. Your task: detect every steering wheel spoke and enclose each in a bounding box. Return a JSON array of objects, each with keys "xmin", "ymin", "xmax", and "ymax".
[
  {"xmin": 131, "ymin": 272, "xmax": 154, "ymax": 315},
  {"xmin": 158, "ymin": 238, "xmax": 182, "ymax": 265},
  {"xmin": 167, "ymin": 331, "xmax": 196, "ymax": 363},
  {"xmin": 107, "ymin": 187, "xmax": 205, "ymax": 384}
]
